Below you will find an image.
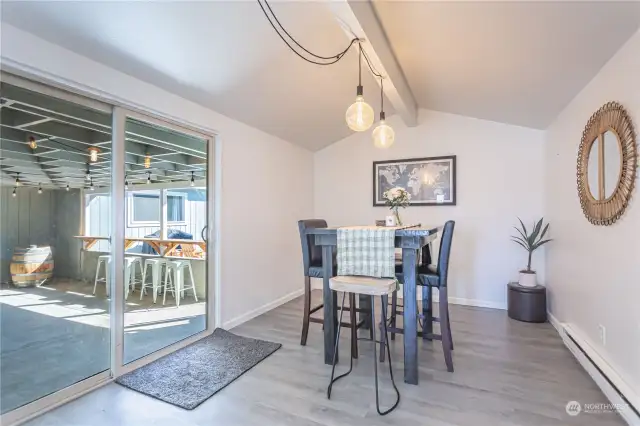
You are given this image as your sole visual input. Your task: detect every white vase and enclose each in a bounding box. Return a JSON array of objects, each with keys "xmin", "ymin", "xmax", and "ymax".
[
  {"xmin": 519, "ymin": 271, "xmax": 537, "ymax": 287},
  {"xmin": 385, "ymin": 215, "xmax": 397, "ymax": 227}
]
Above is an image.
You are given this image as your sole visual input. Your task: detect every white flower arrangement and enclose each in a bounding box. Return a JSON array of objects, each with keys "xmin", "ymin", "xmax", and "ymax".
[{"xmin": 382, "ymin": 187, "xmax": 410, "ymax": 225}]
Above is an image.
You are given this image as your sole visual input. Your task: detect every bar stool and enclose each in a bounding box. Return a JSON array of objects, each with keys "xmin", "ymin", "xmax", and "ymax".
[
  {"xmin": 327, "ymin": 275, "xmax": 400, "ymax": 416},
  {"xmin": 124, "ymin": 256, "xmax": 144, "ymax": 300},
  {"xmin": 163, "ymin": 260, "xmax": 198, "ymax": 306},
  {"xmin": 140, "ymin": 258, "xmax": 168, "ymax": 303},
  {"xmin": 93, "ymin": 255, "xmax": 111, "ymax": 296}
]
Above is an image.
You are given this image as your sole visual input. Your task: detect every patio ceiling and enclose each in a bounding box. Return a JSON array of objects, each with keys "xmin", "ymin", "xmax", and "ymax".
[{"xmin": 0, "ymin": 82, "xmax": 208, "ymax": 190}]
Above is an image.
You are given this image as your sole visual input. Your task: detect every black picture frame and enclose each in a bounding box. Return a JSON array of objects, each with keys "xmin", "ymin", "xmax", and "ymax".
[{"xmin": 373, "ymin": 155, "xmax": 457, "ymax": 206}]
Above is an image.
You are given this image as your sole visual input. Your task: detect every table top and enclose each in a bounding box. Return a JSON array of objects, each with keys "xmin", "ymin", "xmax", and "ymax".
[{"xmin": 306, "ymin": 226, "xmax": 440, "ymax": 237}]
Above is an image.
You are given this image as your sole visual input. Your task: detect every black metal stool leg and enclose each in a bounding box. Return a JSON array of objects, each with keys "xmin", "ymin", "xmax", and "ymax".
[
  {"xmin": 377, "ymin": 293, "xmax": 401, "ymax": 415},
  {"xmin": 379, "ymin": 294, "xmax": 388, "ymax": 363},
  {"xmin": 327, "ymin": 291, "xmax": 353, "ymax": 399}
]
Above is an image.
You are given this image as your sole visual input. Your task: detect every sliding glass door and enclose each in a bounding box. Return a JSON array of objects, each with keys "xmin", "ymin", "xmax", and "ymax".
[
  {"xmin": 0, "ymin": 76, "xmax": 113, "ymax": 415},
  {"xmin": 0, "ymin": 73, "xmax": 216, "ymax": 423},
  {"xmin": 119, "ymin": 115, "xmax": 210, "ymax": 364}
]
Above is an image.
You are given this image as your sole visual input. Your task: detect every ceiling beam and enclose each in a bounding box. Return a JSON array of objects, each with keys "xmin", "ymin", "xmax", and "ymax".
[{"xmin": 330, "ymin": 0, "xmax": 418, "ymax": 127}]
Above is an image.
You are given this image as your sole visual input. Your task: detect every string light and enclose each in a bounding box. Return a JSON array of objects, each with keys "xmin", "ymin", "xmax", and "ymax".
[
  {"xmin": 27, "ymin": 136, "xmax": 37, "ymax": 150},
  {"xmin": 144, "ymin": 147, "xmax": 151, "ymax": 169},
  {"xmin": 88, "ymin": 147, "xmax": 100, "ymax": 162},
  {"xmin": 190, "ymin": 171, "xmax": 195, "ymax": 187}
]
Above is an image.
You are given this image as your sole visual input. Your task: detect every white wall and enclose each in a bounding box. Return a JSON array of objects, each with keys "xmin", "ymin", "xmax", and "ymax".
[
  {"xmin": 545, "ymin": 29, "xmax": 640, "ymax": 401},
  {"xmin": 314, "ymin": 110, "xmax": 546, "ymax": 309},
  {"xmin": 1, "ymin": 24, "xmax": 314, "ymax": 326}
]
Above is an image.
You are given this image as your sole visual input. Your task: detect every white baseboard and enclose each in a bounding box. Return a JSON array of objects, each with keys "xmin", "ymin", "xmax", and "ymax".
[
  {"xmin": 554, "ymin": 321, "xmax": 639, "ymax": 425},
  {"xmin": 548, "ymin": 311, "xmax": 562, "ymax": 333},
  {"xmin": 447, "ymin": 296, "xmax": 506, "ymax": 310},
  {"xmin": 222, "ymin": 289, "xmax": 304, "ymax": 330}
]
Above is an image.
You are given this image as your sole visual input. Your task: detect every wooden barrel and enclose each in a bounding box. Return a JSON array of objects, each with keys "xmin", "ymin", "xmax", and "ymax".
[{"xmin": 10, "ymin": 246, "xmax": 54, "ymax": 287}]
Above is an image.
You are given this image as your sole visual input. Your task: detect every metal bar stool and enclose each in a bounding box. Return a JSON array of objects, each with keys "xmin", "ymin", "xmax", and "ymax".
[{"xmin": 327, "ymin": 275, "xmax": 400, "ymax": 416}]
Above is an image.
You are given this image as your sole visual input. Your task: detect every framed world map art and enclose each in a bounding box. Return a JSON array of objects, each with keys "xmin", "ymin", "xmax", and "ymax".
[{"xmin": 373, "ymin": 155, "xmax": 457, "ymax": 206}]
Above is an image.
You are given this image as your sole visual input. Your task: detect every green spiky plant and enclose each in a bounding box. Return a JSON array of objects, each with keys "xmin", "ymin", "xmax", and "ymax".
[{"xmin": 512, "ymin": 218, "xmax": 552, "ymax": 273}]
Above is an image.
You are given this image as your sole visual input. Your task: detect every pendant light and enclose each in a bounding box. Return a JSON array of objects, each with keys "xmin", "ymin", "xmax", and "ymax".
[
  {"xmin": 38, "ymin": 184, "xmax": 43, "ymax": 195},
  {"xmin": 12, "ymin": 187, "xmax": 17, "ymax": 197},
  {"xmin": 66, "ymin": 183, "xmax": 70, "ymax": 192},
  {"xmin": 146, "ymin": 171, "xmax": 151, "ymax": 185},
  {"xmin": 125, "ymin": 175, "xmax": 129, "ymax": 190},
  {"xmin": 345, "ymin": 44, "xmax": 374, "ymax": 132},
  {"xmin": 15, "ymin": 173, "xmax": 20, "ymax": 187},
  {"xmin": 372, "ymin": 78, "xmax": 395, "ymax": 149},
  {"xmin": 27, "ymin": 136, "xmax": 37, "ymax": 150},
  {"xmin": 85, "ymin": 167, "xmax": 91, "ymax": 181},
  {"xmin": 88, "ymin": 147, "xmax": 100, "ymax": 163},
  {"xmin": 90, "ymin": 178, "xmax": 94, "ymax": 191},
  {"xmin": 190, "ymin": 171, "xmax": 195, "ymax": 187},
  {"xmin": 144, "ymin": 147, "xmax": 151, "ymax": 169}
]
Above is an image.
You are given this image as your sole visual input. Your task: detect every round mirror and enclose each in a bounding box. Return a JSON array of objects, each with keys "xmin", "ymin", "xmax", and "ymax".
[
  {"xmin": 586, "ymin": 138, "xmax": 599, "ymax": 199},
  {"xmin": 586, "ymin": 130, "xmax": 622, "ymax": 201},
  {"xmin": 577, "ymin": 102, "xmax": 637, "ymax": 225},
  {"xmin": 602, "ymin": 130, "xmax": 621, "ymax": 199}
]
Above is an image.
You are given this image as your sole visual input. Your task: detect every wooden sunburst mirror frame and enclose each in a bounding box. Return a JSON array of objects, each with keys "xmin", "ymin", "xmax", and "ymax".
[{"xmin": 577, "ymin": 101, "xmax": 637, "ymax": 225}]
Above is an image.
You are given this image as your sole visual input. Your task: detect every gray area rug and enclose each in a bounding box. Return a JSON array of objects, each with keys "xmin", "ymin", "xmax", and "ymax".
[{"xmin": 116, "ymin": 328, "xmax": 281, "ymax": 409}]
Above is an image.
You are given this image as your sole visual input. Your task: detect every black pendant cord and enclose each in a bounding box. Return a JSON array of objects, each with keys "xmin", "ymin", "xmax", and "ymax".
[
  {"xmin": 362, "ymin": 47, "xmax": 383, "ymax": 79},
  {"xmin": 258, "ymin": 0, "xmax": 357, "ymax": 65},
  {"xmin": 379, "ymin": 78, "xmax": 385, "ymax": 120},
  {"xmin": 358, "ymin": 43, "xmax": 362, "ymax": 86}
]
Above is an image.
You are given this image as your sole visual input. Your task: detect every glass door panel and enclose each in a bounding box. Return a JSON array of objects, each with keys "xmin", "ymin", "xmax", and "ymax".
[
  {"xmin": 122, "ymin": 117, "xmax": 208, "ymax": 364},
  {"xmin": 0, "ymin": 80, "xmax": 112, "ymax": 413}
]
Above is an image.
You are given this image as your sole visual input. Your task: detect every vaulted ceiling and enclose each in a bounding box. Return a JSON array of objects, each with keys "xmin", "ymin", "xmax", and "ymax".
[{"xmin": 1, "ymin": 1, "xmax": 639, "ymax": 151}]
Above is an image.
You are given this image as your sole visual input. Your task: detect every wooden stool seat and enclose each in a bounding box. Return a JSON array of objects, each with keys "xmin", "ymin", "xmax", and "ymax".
[{"xmin": 330, "ymin": 276, "xmax": 397, "ymax": 296}]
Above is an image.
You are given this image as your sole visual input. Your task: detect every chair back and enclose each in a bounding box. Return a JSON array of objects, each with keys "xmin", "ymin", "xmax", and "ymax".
[
  {"xmin": 436, "ymin": 221, "xmax": 455, "ymax": 287},
  {"xmin": 297, "ymin": 219, "xmax": 328, "ymax": 276}
]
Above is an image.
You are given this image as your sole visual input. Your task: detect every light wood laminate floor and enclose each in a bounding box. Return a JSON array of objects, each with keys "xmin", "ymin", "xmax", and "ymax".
[{"xmin": 25, "ymin": 291, "xmax": 623, "ymax": 426}]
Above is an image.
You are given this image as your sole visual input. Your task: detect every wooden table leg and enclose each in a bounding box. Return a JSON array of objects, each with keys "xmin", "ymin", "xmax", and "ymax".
[
  {"xmin": 358, "ymin": 294, "xmax": 371, "ymax": 332},
  {"xmin": 402, "ymin": 247, "xmax": 419, "ymax": 385},
  {"xmin": 322, "ymin": 245, "xmax": 338, "ymax": 365}
]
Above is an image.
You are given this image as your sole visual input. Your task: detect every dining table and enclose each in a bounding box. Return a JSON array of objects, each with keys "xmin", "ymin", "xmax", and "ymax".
[{"xmin": 306, "ymin": 225, "xmax": 440, "ymax": 385}]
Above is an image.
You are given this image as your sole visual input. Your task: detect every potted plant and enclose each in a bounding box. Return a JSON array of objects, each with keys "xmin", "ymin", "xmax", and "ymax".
[
  {"xmin": 511, "ymin": 218, "xmax": 551, "ymax": 287},
  {"xmin": 382, "ymin": 187, "xmax": 411, "ymax": 226}
]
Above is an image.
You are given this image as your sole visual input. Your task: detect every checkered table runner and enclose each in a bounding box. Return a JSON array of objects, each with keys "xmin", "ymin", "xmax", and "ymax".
[{"xmin": 337, "ymin": 225, "xmax": 415, "ymax": 278}]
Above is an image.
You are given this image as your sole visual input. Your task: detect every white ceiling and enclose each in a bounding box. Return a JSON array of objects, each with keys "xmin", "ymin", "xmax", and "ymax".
[
  {"xmin": 2, "ymin": 1, "xmax": 639, "ymax": 151},
  {"xmin": 374, "ymin": 0, "xmax": 640, "ymax": 129}
]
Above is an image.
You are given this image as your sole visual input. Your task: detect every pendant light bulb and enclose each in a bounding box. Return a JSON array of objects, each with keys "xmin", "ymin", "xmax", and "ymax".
[
  {"xmin": 15, "ymin": 173, "xmax": 20, "ymax": 187},
  {"xmin": 125, "ymin": 176, "xmax": 129, "ymax": 190},
  {"xmin": 372, "ymin": 78, "xmax": 395, "ymax": 149},
  {"xmin": 190, "ymin": 172, "xmax": 195, "ymax": 187},
  {"xmin": 85, "ymin": 169, "xmax": 91, "ymax": 181},
  {"xmin": 66, "ymin": 183, "xmax": 70, "ymax": 192},
  {"xmin": 28, "ymin": 136, "xmax": 37, "ymax": 150},
  {"xmin": 88, "ymin": 147, "xmax": 100, "ymax": 163},
  {"xmin": 146, "ymin": 172, "xmax": 151, "ymax": 185},
  {"xmin": 372, "ymin": 119, "xmax": 395, "ymax": 149},
  {"xmin": 346, "ymin": 87, "xmax": 374, "ymax": 132},
  {"xmin": 90, "ymin": 179, "xmax": 94, "ymax": 191},
  {"xmin": 12, "ymin": 187, "xmax": 17, "ymax": 197},
  {"xmin": 38, "ymin": 184, "xmax": 43, "ymax": 195}
]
